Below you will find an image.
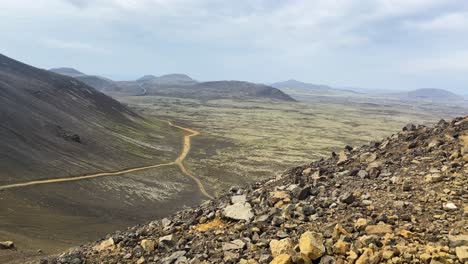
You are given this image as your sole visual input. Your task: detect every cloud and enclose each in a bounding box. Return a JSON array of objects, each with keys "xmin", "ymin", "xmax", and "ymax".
[
  {"xmin": 41, "ymin": 38, "xmax": 108, "ymax": 54},
  {"xmin": 2, "ymin": 0, "xmax": 468, "ymax": 90},
  {"xmin": 403, "ymin": 50, "xmax": 468, "ymax": 73},
  {"xmin": 64, "ymin": 0, "xmax": 89, "ymax": 8},
  {"xmin": 405, "ymin": 12, "xmax": 468, "ymax": 31}
]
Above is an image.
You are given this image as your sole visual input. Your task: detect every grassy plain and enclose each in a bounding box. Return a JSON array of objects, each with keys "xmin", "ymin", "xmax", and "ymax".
[{"xmin": 121, "ymin": 93, "xmax": 467, "ymax": 194}]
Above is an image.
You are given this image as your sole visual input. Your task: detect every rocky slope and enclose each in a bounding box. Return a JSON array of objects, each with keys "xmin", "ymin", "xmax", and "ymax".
[
  {"xmin": 48, "ymin": 116, "xmax": 467, "ymax": 264},
  {"xmin": 49, "ymin": 67, "xmax": 119, "ymax": 92},
  {"xmin": 0, "ymin": 53, "xmax": 177, "ymax": 183}
]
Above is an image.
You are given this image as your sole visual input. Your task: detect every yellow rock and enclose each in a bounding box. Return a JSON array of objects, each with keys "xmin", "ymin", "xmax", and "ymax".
[
  {"xmin": 136, "ymin": 257, "xmax": 145, "ymax": 264},
  {"xmin": 140, "ymin": 239, "xmax": 155, "ymax": 252},
  {"xmin": 399, "ymin": 229, "xmax": 413, "ymax": 238},
  {"xmin": 355, "ymin": 247, "xmax": 381, "ymax": 264},
  {"xmin": 333, "ymin": 224, "xmax": 350, "ymax": 241},
  {"xmin": 333, "ymin": 240, "xmax": 350, "ymax": 255},
  {"xmin": 270, "ymin": 254, "xmax": 292, "ymax": 264},
  {"xmin": 302, "ymin": 168, "xmax": 312, "ymax": 176},
  {"xmin": 93, "ymin": 238, "xmax": 115, "ymax": 252},
  {"xmin": 194, "ymin": 218, "xmax": 225, "ymax": 232},
  {"xmin": 299, "ymin": 231, "xmax": 325, "ymax": 260},
  {"xmin": 365, "ymin": 224, "xmax": 393, "ymax": 235},
  {"xmin": 270, "ymin": 238, "xmax": 293, "ymax": 257},
  {"xmin": 270, "ymin": 191, "xmax": 290, "ymax": 204},
  {"xmin": 354, "ymin": 218, "xmax": 368, "ymax": 232},
  {"xmin": 347, "ymin": 250, "xmax": 359, "ymax": 263},
  {"xmin": 461, "ymin": 133, "xmax": 468, "ymax": 162},
  {"xmin": 240, "ymin": 259, "xmax": 259, "ymax": 264},
  {"xmin": 419, "ymin": 252, "xmax": 432, "ymax": 264},
  {"xmin": 337, "ymin": 150, "xmax": 349, "ymax": 164},
  {"xmin": 455, "ymin": 246, "xmax": 468, "ymax": 263},
  {"xmin": 381, "ymin": 250, "xmax": 394, "ymax": 260}
]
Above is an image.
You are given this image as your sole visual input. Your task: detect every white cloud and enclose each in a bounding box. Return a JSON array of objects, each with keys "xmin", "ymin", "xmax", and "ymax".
[
  {"xmin": 41, "ymin": 39, "xmax": 109, "ymax": 54},
  {"xmin": 405, "ymin": 12, "xmax": 468, "ymax": 31},
  {"xmin": 403, "ymin": 50, "xmax": 468, "ymax": 73},
  {"xmin": 2, "ymin": 0, "xmax": 468, "ymax": 89}
]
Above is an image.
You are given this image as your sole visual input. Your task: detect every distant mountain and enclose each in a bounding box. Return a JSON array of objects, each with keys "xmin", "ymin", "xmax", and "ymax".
[
  {"xmin": 137, "ymin": 73, "xmax": 197, "ymax": 86},
  {"xmin": 115, "ymin": 75, "xmax": 296, "ymax": 101},
  {"xmin": 192, "ymin": 81, "xmax": 296, "ymax": 101},
  {"xmin": 272, "ymin": 79, "xmax": 333, "ymax": 91},
  {"xmin": 272, "ymin": 79, "xmax": 358, "ymax": 94},
  {"xmin": 51, "ymin": 69, "xmax": 295, "ymax": 101},
  {"xmin": 49, "ymin": 67, "xmax": 85, "ymax": 77},
  {"xmin": 0, "ymin": 54, "xmax": 170, "ymax": 183},
  {"xmin": 391, "ymin": 88, "xmax": 464, "ymax": 102},
  {"xmin": 50, "ymin": 67, "xmax": 119, "ymax": 92},
  {"xmin": 155, "ymin": 74, "xmax": 196, "ymax": 84},
  {"xmin": 137, "ymin": 75, "xmax": 158, "ymax": 82}
]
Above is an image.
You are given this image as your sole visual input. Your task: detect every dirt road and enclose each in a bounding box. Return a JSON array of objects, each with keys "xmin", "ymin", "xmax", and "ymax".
[{"xmin": 0, "ymin": 121, "xmax": 213, "ymax": 199}]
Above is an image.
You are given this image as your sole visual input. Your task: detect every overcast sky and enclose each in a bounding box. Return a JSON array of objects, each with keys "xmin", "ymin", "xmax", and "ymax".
[{"xmin": 1, "ymin": 0, "xmax": 467, "ymax": 94}]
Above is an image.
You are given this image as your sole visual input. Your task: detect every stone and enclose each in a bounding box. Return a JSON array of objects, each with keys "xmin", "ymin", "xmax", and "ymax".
[
  {"xmin": 259, "ymin": 254, "xmax": 272, "ymax": 263},
  {"xmin": 402, "ymin": 181, "xmax": 412, "ymax": 191},
  {"xmin": 293, "ymin": 253, "xmax": 312, "ymax": 264},
  {"xmin": 299, "ymin": 231, "xmax": 325, "ymax": 260},
  {"xmin": 297, "ymin": 186, "xmax": 311, "ymax": 200},
  {"xmin": 93, "ymin": 238, "xmax": 114, "ymax": 252},
  {"xmin": 448, "ymin": 235, "xmax": 468, "ymax": 247},
  {"xmin": 270, "ymin": 254, "xmax": 292, "ymax": 264},
  {"xmin": 425, "ymin": 174, "xmax": 443, "ymax": 183},
  {"xmin": 232, "ymin": 195, "xmax": 247, "ymax": 204},
  {"xmin": 419, "ymin": 253, "xmax": 432, "ymax": 263},
  {"xmin": 360, "ymin": 152, "xmax": 377, "ymax": 163},
  {"xmin": 337, "ymin": 150, "xmax": 349, "ymax": 165},
  {"xmin": 136, "ymin": 257, "xmax": 145, "ymax": 264},
  {"xmin": 403, "ymin": 123, "xmax": 416, "ymax": 131},
  {"xmin": 223, "ymin": 239, "xmax": 246, "ymax": 251},
  {"xmin": 163, "ymin": 251, "xmax": 186, "ymax": 262},
  {"xmin": 270, "ymin": 191, "xmax": 290, "ymax": 204},
  {"xmin": 161, "ymin": 218, "xmax": 172, "ymax": 228},
  {"xmin": 223, "ymin": 202, "xmax": 254, "ymax": 221},
  {"xmin": 367, "ymin": 162, "xmax": 382, "ymax": 178},
  {"xmin": 340, "ymin": 192, "xmax": 355, "ymax": 204},
  {"xmin": 428, "ymin": 139, "xmax": 443, "ymax": 148},
  {"xmin": 365, "ymin": 224, "xmax": 393, "ymax": 235},
  {"xmin": 224, "ymin": 251, "xmax": 240, "ymax": 263},
  {"xmin": 347, "ymin": 250, "xmax": 358, "ymax": 263},
  {"xmin": 443, "ymin": 202, "xmax": 457, "ymax": 211},
  {"xmin": 270, "ymin": 238, "xmax": 293, "ymax": 257},
  {"xmin": 333, "ymin": 240, "xmax": 350, "ymax": 255},
  {"xmin": 0, "ymin": 241, "xmax": 14, "ymax": 249},
  {"xmin": 455, "ymin": 246, "xmax": 468, "ymax": 263},
  {"xmin": 357, "ymin": 170, "xmax": 369, "ymax": 179},
  {"xmin": 140, "ymin": 239, "xmax": 155, "ymax": 252},
  {"xmin": 332, "ymin": 224, "xmax": 350, "ymax": 240},
  {"xmin": 159, "ymin": 234, "xmax": 175, "ymax": 247},
  {"xmin": 240, "ymin": 259, "xmax": 259, "ymax": 264},
  {"xmin": 355, "ymin": 218, "xmax": 368, "ymax": 231},
  {"xmin": 381, "ymin": 250, "xmax": 394, "ymax": 260},
  {"xmin": 359, "ymin": 235, "xmax": 383, "ymax": 247},
  {"xmin": 355, "ymin": 247, "xmax": 381, "ymax": 264}
]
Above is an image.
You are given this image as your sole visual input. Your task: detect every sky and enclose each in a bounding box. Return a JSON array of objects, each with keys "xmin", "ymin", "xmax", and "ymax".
[{"xmin": 1, "ymin": 0, "xmax": 468, "ymax": 94}]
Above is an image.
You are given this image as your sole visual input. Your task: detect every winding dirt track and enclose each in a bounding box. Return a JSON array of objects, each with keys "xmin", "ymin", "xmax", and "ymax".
[{"xmin": 0, "ymin": 121, "xmax": 214, "ymax": 199}]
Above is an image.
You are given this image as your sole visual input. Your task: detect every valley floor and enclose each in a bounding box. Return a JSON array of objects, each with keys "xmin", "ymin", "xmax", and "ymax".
[{"xmin": 1, "ymin": 93, "xmax": 466, "ymax": 263}]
